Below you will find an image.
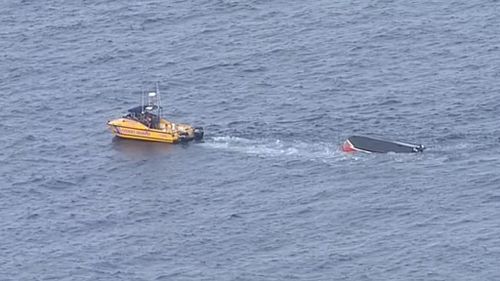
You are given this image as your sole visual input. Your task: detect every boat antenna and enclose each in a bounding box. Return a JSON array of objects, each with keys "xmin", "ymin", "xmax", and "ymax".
[
  {"xmin": 141, "ymin": 88, "xmax": 145, "ymax": 113},
  {"xmin": 156, "ymin": 82, "xmax": 162, "ymax": 118}
]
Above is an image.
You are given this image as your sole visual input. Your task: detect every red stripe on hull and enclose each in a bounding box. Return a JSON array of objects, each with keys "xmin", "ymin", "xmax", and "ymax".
[{"xmin": 341, "ymin": 140, "xmax": 357, "ymax": 153}]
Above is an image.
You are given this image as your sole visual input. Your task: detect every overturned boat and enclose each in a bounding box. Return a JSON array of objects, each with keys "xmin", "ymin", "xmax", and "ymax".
[
  {"xmin": 107, "ymin": 85, "xmax": 203, "ymax": 143},
  {"xmin": 342, "ymin": 135, "xmax": 424, "ymax": 153}
]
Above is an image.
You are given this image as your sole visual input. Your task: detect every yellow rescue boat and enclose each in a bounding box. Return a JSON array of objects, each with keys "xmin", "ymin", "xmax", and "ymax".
[{"xmin": 107, "ymin": 86, "xmax": 203, "ymax": 143}]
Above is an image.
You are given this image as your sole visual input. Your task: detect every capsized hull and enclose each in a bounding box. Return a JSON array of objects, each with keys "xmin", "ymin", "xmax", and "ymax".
[{"xmin": 342, "ymin": 135, "xmax": 424, "ymax": 153}]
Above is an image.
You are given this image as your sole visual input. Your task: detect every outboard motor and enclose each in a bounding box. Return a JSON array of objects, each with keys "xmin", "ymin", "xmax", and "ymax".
[
  {"xmin": 193, "ymin": 127, "xmax": 204, "ymax": 141},
  {"xmin": 412, "ymin": 144, "xmax": 425, "ymax": 153}
]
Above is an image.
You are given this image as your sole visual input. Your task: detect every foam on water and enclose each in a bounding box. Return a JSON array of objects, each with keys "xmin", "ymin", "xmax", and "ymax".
[{"xmin": 203, "ymin": 136, "xmax": 345, "ymax": 162}]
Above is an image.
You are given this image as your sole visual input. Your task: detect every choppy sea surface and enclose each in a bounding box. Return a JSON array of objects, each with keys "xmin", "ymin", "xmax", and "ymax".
[{"xmin": 1, "ymin": 0, "xmax": 500, "ymax": 280}]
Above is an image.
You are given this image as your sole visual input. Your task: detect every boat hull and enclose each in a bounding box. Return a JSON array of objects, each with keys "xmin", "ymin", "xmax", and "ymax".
[
  {"xmin": 108, "ymin": 124, "xmax": 178, "ymax": 143},
  {"xmin": 107, "ymin": 118, "xmax": 201, "ymax": 144},
  {"xmin": 342, "ymin": 135, "xmax": 424, "ymax": 153}
]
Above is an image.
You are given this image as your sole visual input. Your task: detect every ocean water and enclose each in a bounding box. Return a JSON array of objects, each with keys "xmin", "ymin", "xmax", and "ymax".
[{"xmin": 1, "ymin": 0, "xmax": 500, "ymax": 280}]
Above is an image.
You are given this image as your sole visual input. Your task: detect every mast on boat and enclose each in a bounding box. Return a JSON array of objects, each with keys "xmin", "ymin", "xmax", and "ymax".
[
  {"xmin": 141, "ymin": 89, "xmax": 145, "ymax": 114},
  {"xmin": 156, "ymin": 82, "xmax": 162, "ymax": 119}
]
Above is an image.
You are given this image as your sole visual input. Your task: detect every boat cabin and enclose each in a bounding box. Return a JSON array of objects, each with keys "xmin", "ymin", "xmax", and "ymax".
[{"xmin": 125, "ymin": 105, "xmax": 161, "ymax": 129}]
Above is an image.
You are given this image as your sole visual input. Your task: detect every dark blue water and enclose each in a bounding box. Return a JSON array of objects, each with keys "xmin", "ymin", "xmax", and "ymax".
[{"xmin": 1, "ymin": 0, "xmax": 500, "ymax": 280}]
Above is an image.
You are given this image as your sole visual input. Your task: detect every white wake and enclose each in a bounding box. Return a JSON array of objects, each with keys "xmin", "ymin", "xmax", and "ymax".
[{"xmin": 200, "ymin": 136, "xmax": 348, "ymax": 163}]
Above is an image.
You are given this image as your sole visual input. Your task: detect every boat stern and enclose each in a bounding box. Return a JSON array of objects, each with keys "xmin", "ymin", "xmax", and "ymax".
[{"xmin": 193, "ymin": 127, "xmax": 204, "ymax": 141}]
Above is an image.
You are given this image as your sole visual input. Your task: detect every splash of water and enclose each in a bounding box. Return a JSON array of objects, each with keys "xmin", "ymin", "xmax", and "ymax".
[{"xmin": 201, "ymin": 136, "xmax": 348, "ymax": 163}]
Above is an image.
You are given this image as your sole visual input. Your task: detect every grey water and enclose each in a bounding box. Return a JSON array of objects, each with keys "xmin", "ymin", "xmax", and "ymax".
[{"xmin": 1, "ymin": 0, "xmax": 500, "ymax": 280}]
